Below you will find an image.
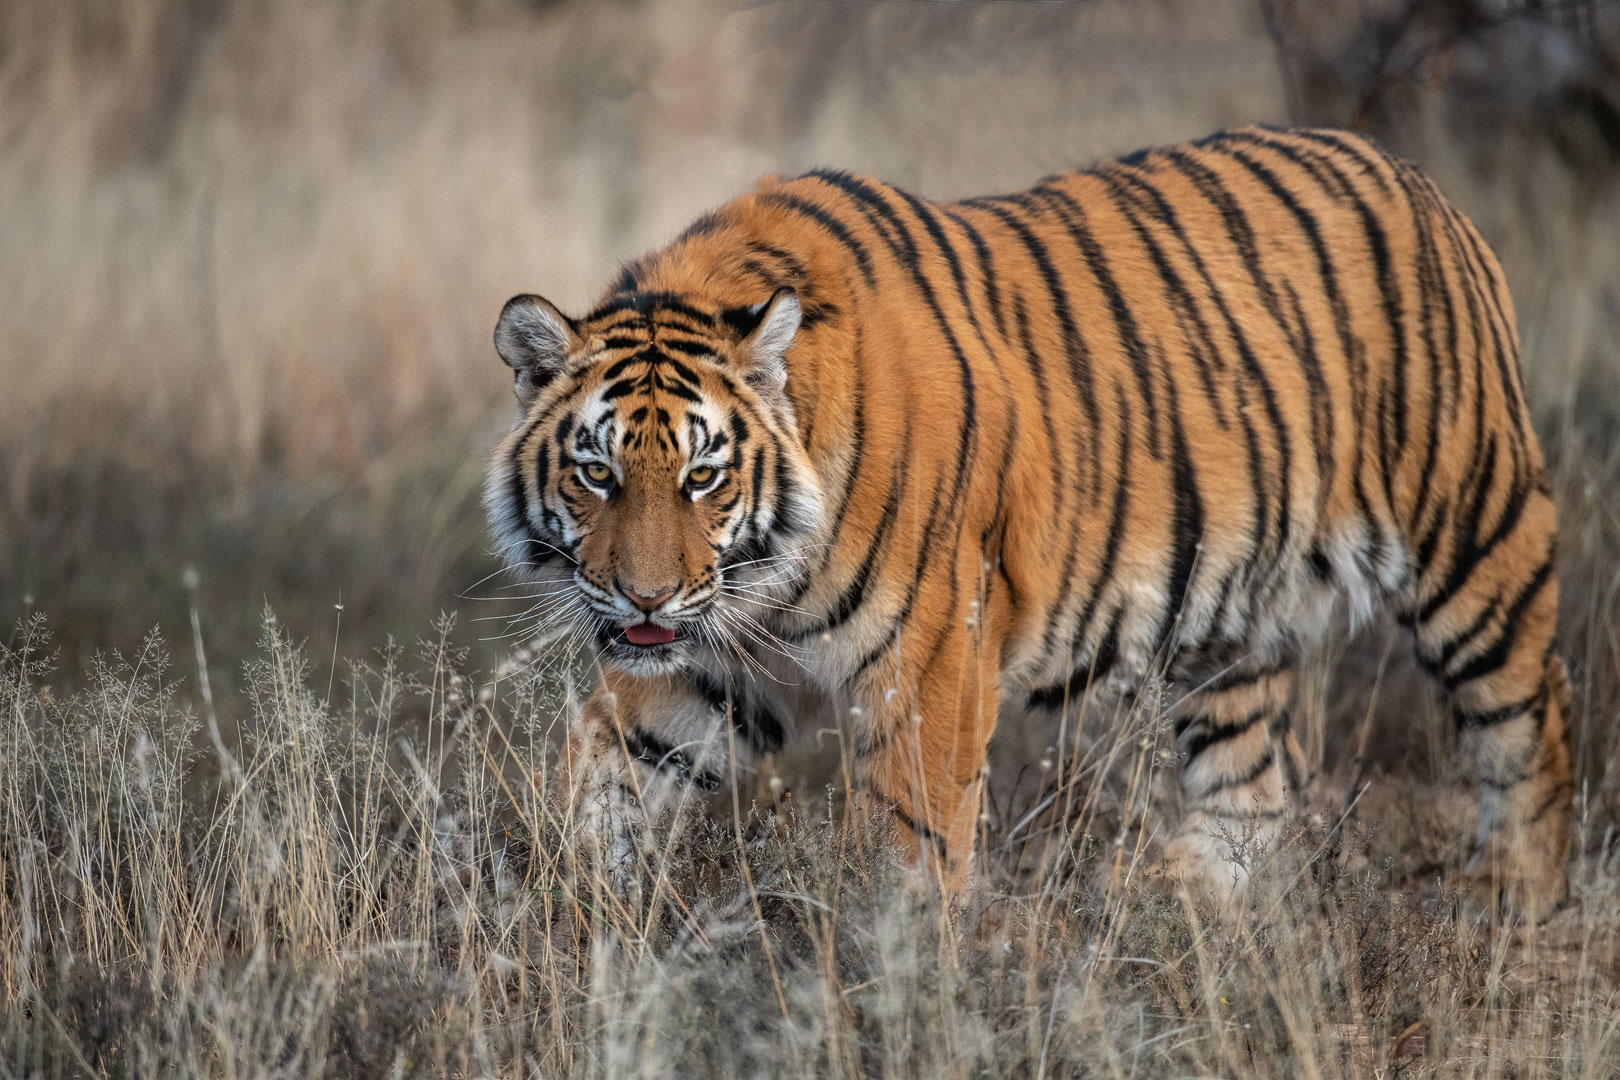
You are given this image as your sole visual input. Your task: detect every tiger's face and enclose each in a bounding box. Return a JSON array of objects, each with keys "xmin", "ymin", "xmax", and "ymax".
[{"xmin": 485, "ymin": 287, "xmax": 824, "ymax": 675}]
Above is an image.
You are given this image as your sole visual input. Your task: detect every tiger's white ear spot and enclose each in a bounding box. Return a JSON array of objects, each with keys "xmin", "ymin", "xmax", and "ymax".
[
  {"xmin": 495, "ymin": 294, "xmax": 580, "ymax": 405},
  {"xmin": 741, "ymin": 287, "xmax": 801, "ymax": 394}
]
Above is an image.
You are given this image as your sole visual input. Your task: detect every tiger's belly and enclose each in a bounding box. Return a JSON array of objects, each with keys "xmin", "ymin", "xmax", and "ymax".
[{"xmin": 1002, "ymin": 506, "xmax": 1402, "ymax": 711}]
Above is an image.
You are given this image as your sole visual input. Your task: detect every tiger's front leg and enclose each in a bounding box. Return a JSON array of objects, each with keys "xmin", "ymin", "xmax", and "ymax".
[
  {"xmin": 855, "ymin": 684, "xmax": 996, "ymax": 887},
  {"xmin": 569, "ymin": 668, "xmax": 770, "ymax": 893},
  {"xmin": 852, "ymin": 602, "xmax": 1003, "ymax": 888}
]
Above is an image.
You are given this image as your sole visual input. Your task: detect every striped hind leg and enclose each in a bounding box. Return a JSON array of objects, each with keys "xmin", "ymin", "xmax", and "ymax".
[
  {"xmin": 1412, "ymin": 492, "xmax": 1572, "ymax": 919},
  {"xmin": 1162, "ymin": 658, "xmax": 1309, "ymax": 901}
]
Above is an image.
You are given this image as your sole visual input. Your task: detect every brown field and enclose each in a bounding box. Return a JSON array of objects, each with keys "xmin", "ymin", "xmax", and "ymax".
[{"xmin": 4, "ymin": 0, "xmax": 1620, "ymax": 1075}]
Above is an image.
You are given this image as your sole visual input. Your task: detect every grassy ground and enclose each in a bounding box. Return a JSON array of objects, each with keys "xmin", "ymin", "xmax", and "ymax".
[{"xmin": 5, "ymin": 0, "xmax": 1620, "ymax": 1076}]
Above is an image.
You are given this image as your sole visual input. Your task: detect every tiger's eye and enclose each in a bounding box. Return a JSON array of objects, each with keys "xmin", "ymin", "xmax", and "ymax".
[
  {"xmin": 584, "ymin": 462, "xmax": 613, "ymax": 485},
  {"xmin": 686, "ymin": 465, "xmax": 716, "ymax": 488}
]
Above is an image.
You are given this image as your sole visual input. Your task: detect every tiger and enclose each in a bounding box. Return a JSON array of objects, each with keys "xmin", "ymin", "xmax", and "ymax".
[{"xmin": 485, "ymin": 125, "xmax": 1572, "ymax": 916}]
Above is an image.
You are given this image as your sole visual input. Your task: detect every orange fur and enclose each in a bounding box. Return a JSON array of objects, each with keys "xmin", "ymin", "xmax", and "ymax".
[{"xmin": 487, "ymin": 126, "xmax": 1570, "ymax": 913}]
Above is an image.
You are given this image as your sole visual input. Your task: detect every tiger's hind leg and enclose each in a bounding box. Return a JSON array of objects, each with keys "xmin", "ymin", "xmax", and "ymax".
[
  {"xmin": 1410, "ymin": 490, "xmax": 1572, "ymax": 920},
  {"xmin": 1161, "ymin": 656, "xmax": 1309, "ymax": 903}
]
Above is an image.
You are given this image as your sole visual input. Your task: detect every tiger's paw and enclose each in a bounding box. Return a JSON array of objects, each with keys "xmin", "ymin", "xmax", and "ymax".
[
  {"xmin": 1153, "ymin": 824, "xmax": 1253, "ymax": 914},
  {"xmin": 1463, "ymin": 838, "xmax": 1569, "ymax": 924},
  {"xmin": 574, "ymin": 773, "xmax": 649, "ymax": 898},
  {"xmin": 1463, "ymin": 783, "xmax": 1572, "ymax": 923}
]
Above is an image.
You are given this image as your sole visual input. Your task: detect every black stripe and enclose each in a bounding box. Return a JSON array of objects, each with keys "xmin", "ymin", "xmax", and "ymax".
[
  {"xmin": 769, "ymin": 442, "xmax": 813, "ymax": 540},
  {"xmin": 1412, "ymin": 495, "xmax": 1449, "ymax": 573},
  {"xmin": 1287, "ymin": 141, "xmax": 1407, "ymax": 515},
  {"xmin": 1222, "ymin": 135, "xmax": 1386, "ymax": 564},
  {"xmin": 1099, "ymin": 163, "xmax": 1282, "ymax": 590},
  {"xmin": 1091, "ymin": 166, "xmax": 1230, "ymax": 428},
  {"xmin": 786, "ymin": 358, "xmax": 865, "ymax": 607},
  {"xmin": 1416, "ymin": 433, "xmax": 1510, "ymax": 623},
  {"xmin": 1153, "ymin": 362, "xmax": 1205, "ymax": 654},
  {"xmin": 804, "ymin": 435, "xmax": 910, "ymax": 637},
  {"xmin": 717, "ymin": 534, "xmax": 765, "ymax": 572},
  {"xmin": 1438, "ymin": 198, "xmax": 1533, "ymax": 514},
  {"xmin": 1060, "ymin": 382, "xmax": 1134, "ymax": 666},
  {"xmin": 1011, "ymin": 291, "xmax": 1065, "ymax": 530},
  {"xmin": 1193, "ymin": 745, "xmax": 1276, "ymax": 796},
  {"xmin": 744, "ymin": 702, "xmax": 787, "ymax": 755},
  {"xmin": 624, "ymin": 728, "xmax": 720, "ymax": 791},
  {"xmin": 1033, "ymin": 184, "xmax": 1163, "ymax": 456},
  {"xmin": 1200, "ymin": 657, "xmax": 1292, "ymax": 696},
  {"xmin": 804, "ymin": 172, "xmax": 978, "ymax": 522},
  {"xmin": 1429, "ymin": 199, "xmax": 1504, "ymax": 552},
  {"xmin": 1444, "ymin": 558, "xmax": 1554, "ymax": 690},
  {"xmin": 601, "ymin": 355, "xmax": 646, "ymax": 381},
  {"xmin": 801, "ymin": 172, "xmax": 980, "ymax": 662},
  {"xmin": 1219, "ymin": 129, "xmax": 1354, "ymax": 200},
  {"xmin": 678, "ymin": 210, "xmax": 732, "ymax": 241},
  {"xmin": 743, "ymin": 445, "xmax": 767, "ymax": 552},
  {"xmin": 1525, "ymin": 781, "xmax": 1572, "ymax": 825},
  {"xmin": 944, "ymin": 208, "xmax": 1008, "ymax": 340},
  {"xmin": 1009, "ymin": 287, "xmax": 1078, "ymax": 656},
  {"xmin": 886, "ymin": 799, "xmax": 948, "ymax": 859},
  {"xmin": 888, "ymin": 184, "xmax": 996, "ymax": 360},
  {"xmin": 584, "ymin": 292, "xmax": 716, "ymax": 326},
  {"xmin": 506, "ymin": 447, "xmax": 560, "ymax": 569},
  {"xmin": 652, "ymin": 371, "xmax": 702, "ymax": 403},
  {"xmin": 687, "ymin": 669, "xmax": 787, "ymax": 754},
  {"xmin": 757, "ymin": 191, "xmax": 878, "ymax": 289},
  {"xmin": 850, "ymin": 620, "xmax": 902, "ymax": 682},
  {"xmin": 1165, "ymin": 147, "xmax": 1338, "ymax": 509},
  {"xmin": 658, "ymin": 354, "xmax": 705, "ymax": 388},
  {"xmin": 654, "ymin": 296, "xmax": 716, "ymax": 325},
  {"xmin": 508, "ymin": 396, "xmax": 574, "ymax": 553},
  {"xmin": 1426, "ymin": 593, "xmax": 1501, "ymax": 673},
  {"xmin": 1274, "ymin": 714, "xmax": 1304, "ymax": 794},
  {"xmin": 1290, "ymin": 129, "xmax": 1396, "ymax": 198},
  {"xmin": 1392, "ymin": 163, "xmax": 1448, "ymax": 529},
  {"xmin": 1451, "ymin": 206, "xmax": 1530, "ymax": 446},
  {"xmin": 1026, "ymin": 607, "xmax": 1122, "ymax": 711},
  {"xmin": 1181, "ymin": 705, "xmax": 1271, "ymax": 762},
  {"xmin": 746, "ymin": 240, "xmax": 809, "ymax": 281},
  {"xmin": 1155, "ymin": 149, "xmax": 1300, "ymax": 572},
  {"xmin": 659, "ymin": 337, "xmax": 716, "ymax": 357},
  {"xmin": 1454, "ymin": 691, "xmax": 1541, "ymax": 731},
  {"xmin": 967, "ymin": 200, "xmax": 1107, "ymax": 661},
  {"xmin": 969, "ymin": 201, "xmax": 1103, "ymax": 493}
]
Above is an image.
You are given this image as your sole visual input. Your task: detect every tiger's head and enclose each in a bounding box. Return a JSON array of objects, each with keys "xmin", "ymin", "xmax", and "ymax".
[{"xmin": 484, "ymin": 286, "xmax": 825, "ymax": 675}]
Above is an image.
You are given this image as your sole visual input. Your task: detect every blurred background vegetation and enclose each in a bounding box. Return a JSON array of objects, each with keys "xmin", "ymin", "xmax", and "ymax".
[{"xmin": 1, "ymin": 0, "xmax": 1616, "ymax": 691}]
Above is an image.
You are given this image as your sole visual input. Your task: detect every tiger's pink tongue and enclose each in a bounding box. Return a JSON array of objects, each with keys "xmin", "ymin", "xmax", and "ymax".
[{"xmin": 625, "ymin": 623, "xmax": 676, "ymax": 646}]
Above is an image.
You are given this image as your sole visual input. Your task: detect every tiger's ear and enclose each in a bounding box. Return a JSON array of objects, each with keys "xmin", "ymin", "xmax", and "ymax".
[
  {"xmin": 736, "ymin": 287, "xmax": 801, "ymax": 395},
  {"xmin": 494, "ymin": 294, "xmax": 581, "ymax": 406}
]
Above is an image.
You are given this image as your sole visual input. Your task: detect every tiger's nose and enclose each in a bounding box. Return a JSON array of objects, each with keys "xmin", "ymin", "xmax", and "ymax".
[{"xmin": 621, "ymin": 583, "xmax": 678, "ymax": 613}]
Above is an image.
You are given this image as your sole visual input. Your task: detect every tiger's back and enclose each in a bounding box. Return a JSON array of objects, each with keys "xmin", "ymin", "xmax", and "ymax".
[{"xmin": 488, "ymin": 125, "xmax": 1570, "ymax": 912}]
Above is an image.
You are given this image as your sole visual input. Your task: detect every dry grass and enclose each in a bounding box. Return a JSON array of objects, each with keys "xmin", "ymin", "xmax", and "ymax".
[
  {"xmin": 4, "ymin": 0, "xmax": 1620, "ymax": 1076},
  {"xmin": 5, "ymin": 570, "xmax": 1620, "ymax": 1077}
]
